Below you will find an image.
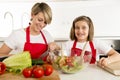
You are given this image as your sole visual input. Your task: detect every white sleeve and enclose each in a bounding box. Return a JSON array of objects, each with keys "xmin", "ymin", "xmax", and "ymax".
[
  {"xmin": 43, "ymin": 30, "xmax": 54, "ymax": 43},
  {"xmin": 64, "ymin": 41, "xmax": 73, "ymax": 56},
  {"xmin": 94, "ymin": 39, "xmax": 112, "ymax": 55},
  {"xmin": 4, "ymin": 31, "xmax": 18, "ymax": 50}
]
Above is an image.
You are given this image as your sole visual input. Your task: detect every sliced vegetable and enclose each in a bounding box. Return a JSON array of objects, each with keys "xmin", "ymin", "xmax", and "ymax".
[
  {"xmin": 32, "ymin": 59, "xmax": 44, "ymax": 65},
  {"xmin": 3, "ymin": 51, "xmax": 32, "ymax": 73}
]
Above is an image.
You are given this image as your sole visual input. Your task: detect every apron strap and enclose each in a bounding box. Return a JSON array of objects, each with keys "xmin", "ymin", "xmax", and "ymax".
[
  {"xmin": 40, "ymin": 31, "xmax": 47, "ymax": 45},
  {"xmin": 89, "ymin": 41, "xmax": 96, "ymax": 64},
  {"xmin": 26, "ymin": 26, "xmax": 30, "ymax": 43},
  {"xmin": 72, "ymin": 40, "xmax": 77, "ymax": 48},
  {"xmin": 25, "ymin": 26, "xmax": 47, "ymax": 44}
]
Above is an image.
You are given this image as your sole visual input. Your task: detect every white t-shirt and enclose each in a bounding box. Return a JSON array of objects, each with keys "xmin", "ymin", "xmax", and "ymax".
[
  {"xmin": 64, "ymin": 39, "xmax": 112, "ymax": 56},
  {"xmin": 4, "ymin": 28, "xmax": 54, "ymax": 53}
]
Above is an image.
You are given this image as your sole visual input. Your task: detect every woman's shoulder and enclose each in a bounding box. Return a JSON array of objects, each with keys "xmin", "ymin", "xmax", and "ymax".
[
  {"xmin": 41, "ymin": 29, "xmax": 51, "ymax": 36},
  {"xmin": 7, "ymin": 28, "xmax": 25, "ymax": 38},
  {"xmin": 12, "ymin": 28, "xmax": 25, "ymax": 34},
  {"xmin": 41, "ymin": 29, "xmax": 54, "ymax": 42}
]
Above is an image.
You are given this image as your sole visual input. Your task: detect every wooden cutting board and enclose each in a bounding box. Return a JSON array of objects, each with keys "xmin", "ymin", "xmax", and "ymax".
[
  {"xmin": 0, "ymin": 70, "xmax": 60, "ymax": 80},
  {"xmin": 97, "ymin": 61, "xmax": 120, "ymax": 76}
]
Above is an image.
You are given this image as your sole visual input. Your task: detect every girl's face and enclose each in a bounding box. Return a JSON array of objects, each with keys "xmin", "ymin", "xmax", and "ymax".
[
  {"xmin": 30, "ymin": 12, "xmax": 46, "ymax": 34},
  {"xmin": 75, "ymin": 21, "xmax": 89, "ymax": 42}
]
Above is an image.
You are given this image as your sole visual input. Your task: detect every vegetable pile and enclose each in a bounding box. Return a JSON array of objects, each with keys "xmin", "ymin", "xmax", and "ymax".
[
  {"xmin": 0, "ymin": 51, "xmax": 54, "ymax": 78},
  {"xmin": 52, "ymin": 56, "xmax": 83, "ymax": 73},
  {"xmin": 3, "ymin": 51, "xmax": 32, "ymax": 73},
  {"xmin": 22, "ymin": 64, "xmax": 53, "ymax": 78}
]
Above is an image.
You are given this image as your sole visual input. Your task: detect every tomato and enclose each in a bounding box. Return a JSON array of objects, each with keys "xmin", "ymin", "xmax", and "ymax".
[
  {"xmin": 0, "ymin": 62, "xmax": 6, "ymax": 75},
  {"xmin": 33, "ymin": 67, "xmax": 44, "ymax": 78},
  {"xmin": 66, "ymin": 58, "xmax": 72, "ymax": 63},
  {"xmin": 22, "ymin": 67, "xmax": 32, "ymax": 78},
  {"xmin": 43, "ymin": 64, "xmax": 53, "ymax": 76}
]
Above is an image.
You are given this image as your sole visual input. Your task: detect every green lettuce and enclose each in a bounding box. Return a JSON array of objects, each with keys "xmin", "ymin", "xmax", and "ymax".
[{"xmin": 3, "ymin": 51, "xmax": 32, "ymax": 73}]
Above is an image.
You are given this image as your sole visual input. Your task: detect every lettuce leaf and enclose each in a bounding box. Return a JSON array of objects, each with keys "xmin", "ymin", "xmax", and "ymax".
[{"xmin": 3, "ymin": 51, "xmax": 32, "ymax": 73}]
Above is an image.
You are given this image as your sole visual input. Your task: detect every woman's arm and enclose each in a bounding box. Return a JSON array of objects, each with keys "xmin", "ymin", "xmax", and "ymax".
[
  {"xmin": 98, "ymin": 48, "xmax": 120, "ymax": 67},
  {"xmin": 0, "ymin": 43, "xmax": 12, "ymax": 56}
]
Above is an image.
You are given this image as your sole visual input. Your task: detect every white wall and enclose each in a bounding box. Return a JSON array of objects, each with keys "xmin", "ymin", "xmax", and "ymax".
[
  {"xmin": 47, "ymin": 0, "xmax": 120, "ymax": 39},
  {"xmin": 0, "ymin": 0, "xmax": 120, "ymax": 41}
]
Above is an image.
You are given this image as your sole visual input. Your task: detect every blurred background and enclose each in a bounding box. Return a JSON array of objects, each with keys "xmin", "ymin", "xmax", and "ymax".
[{"xmin": 0, "ymin": 0, "xmax": 120, "ymax": 54}]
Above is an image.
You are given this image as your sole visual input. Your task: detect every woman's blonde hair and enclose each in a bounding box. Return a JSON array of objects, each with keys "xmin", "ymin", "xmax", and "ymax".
[
  {"xmin": 70, "ymin": 15, "xmax": 94, "ymax": 41},
  {"xmin": 31, "ymin": 2, "xmax": 52, "ymax": 24}
]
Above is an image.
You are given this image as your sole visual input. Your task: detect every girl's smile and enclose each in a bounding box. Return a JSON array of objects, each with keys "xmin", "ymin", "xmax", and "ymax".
[{"xmin": 75, "ymin": 21, "xmax": 89, "ymax": 42}]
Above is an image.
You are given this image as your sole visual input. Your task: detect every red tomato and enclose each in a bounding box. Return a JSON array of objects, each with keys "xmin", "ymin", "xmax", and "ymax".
[
  {"xmin": 22, "ymin": 67, "xmax": 32, "ymax": 78},
  {"xmin": 33, "ymin": 67, "xmax": 44, "ymax": 78},
  {"xmin": 66, "ymin": 57, "xmax": 72, "ymax": 63},
  {"xmin": 0, "ymin": 62, "xmax": 6, "ymax": 75},
  {"xmin": 43, "ymin": 64, "xmax": 53, "ymax": 76}
]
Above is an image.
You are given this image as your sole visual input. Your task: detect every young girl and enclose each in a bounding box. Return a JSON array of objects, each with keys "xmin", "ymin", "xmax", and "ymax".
[
  {"xmin": 0, "ymin": 2, "xmax": 60, "ymax": 60},
  {"xmin": 65, "ymin": 15, "xmax": 120, "ymax": 67}
]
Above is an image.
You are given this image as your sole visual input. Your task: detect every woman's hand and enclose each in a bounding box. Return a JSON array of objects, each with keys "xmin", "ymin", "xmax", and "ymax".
[
  {"xmin": 48, "ymin": 42, "xmax": 61, "ymax": 52},
  {"xmin": 47, "ymin": 42, "xmax": 61, "ymax": 63}
]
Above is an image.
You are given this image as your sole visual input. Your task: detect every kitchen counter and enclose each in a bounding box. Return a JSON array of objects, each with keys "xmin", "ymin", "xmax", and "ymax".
[
  {"xmin": 0, "ymin": 64, "xmax": 120, "ymax": 80},
  {"xmin": 59, "ymin": 64, "xmax": 120, "ymax": 80},
  {"xmin": 0, "ymin": 70, "xmax": 60, "ymax": 80}
]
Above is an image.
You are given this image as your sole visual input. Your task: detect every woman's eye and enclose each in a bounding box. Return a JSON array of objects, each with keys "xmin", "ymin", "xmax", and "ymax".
[
  {"xmin": 38, "ymin": 19, "xmax": 43, "ymax": 22},
  {"xmin": 38, "ymin": 19, "xmax": 46, "ymax": 24}
]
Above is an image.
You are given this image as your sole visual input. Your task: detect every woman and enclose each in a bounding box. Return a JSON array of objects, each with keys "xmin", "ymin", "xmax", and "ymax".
[
  {"xmin": 0, "ymin": 2, "xmax": 60, "ymax": 60},
  {"xmin": 65, "ymin": 15, "xmax": 120, "ymax": 67}
]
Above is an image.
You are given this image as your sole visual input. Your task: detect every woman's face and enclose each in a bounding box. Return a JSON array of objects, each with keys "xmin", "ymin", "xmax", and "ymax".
[
  {"xmin": 30, "ymin": 12, "xmax": 46, "ymax": 34},
  {"xmin": 75, "ymin": 21, "xmax": 89, "ymax": 42}
]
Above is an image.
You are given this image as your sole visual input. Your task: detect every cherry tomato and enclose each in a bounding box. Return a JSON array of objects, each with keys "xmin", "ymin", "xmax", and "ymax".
[
  {"xmin": 33, "ymin": 67, "xmax": 44, "ymax": 78},
  {"xmin": 22, "ymin": 67, "xmax": 32, "ymax": 78},
  {"xmin": 0, "ymin": 62, "xmax": 6, "ymax": 75},
  {"xmin": 66, "ymin": 57, "xmax": 73, "ymax": 63},
  {"xmin": 43, "ymin": 64, "xmax": 53, "ymax": 76}
]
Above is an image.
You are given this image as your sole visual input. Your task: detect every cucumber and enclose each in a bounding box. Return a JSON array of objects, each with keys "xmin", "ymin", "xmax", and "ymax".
[{"xmin": 32, "ymin": 59, "xmax": 44, "ymax": 65}]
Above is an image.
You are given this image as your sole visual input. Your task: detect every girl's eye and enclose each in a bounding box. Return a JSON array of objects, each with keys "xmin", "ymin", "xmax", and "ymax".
[
  {"xmin": 82, "ymin": 26, "xmax": 86, "ymax": 30},
  {"xmin": 75, "ymin": 26, "xmax": 79, "ymax": 30},
  {"xmin": 75, "ymin": 26, "xmax": 87, "ymax": 30}
]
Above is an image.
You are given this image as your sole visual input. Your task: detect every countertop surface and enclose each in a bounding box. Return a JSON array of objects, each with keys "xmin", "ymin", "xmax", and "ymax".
[
  {"xmin": 0, "ymin": 70, "xmax": 60, "ymax": 80},
  {"xmin": 59, "ymin": 64, "xmax": 120, "ymax": 80}
]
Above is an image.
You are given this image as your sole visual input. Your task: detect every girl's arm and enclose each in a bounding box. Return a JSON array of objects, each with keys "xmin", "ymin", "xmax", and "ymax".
[{"xmin": 98, "ymin": 48, "xmax": 120, "ymax": 67}]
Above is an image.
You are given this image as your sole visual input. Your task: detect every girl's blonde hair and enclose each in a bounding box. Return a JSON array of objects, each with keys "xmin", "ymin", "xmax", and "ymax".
[
  {"xmin": 31, "ymin": 2, "xmax": 52, "ymax": 24},
  {"xmin": 70, "ymin": 15, "xmax": 94, "ymax": 41}
]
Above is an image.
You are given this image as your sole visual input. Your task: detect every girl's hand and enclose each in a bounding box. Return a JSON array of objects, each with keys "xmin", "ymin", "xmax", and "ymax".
[{"xmin": 98, "ymin": 57, "xmax": 110, "ymax": 68}]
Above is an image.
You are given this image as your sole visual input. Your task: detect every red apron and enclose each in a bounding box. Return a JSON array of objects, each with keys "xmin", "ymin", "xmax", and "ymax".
[
  {"xmin": 71, "ymin": 41, "xmax": 96, "ymax": 64},
  {"xmin": 24, "ymin": 27, "xmax": 48, "ymax": 60}
]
